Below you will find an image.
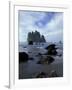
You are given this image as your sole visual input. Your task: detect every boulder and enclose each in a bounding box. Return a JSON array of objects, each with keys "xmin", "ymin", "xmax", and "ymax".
[
  {"xmin": 19, "ymin": 52, "xmax": 29, "ymax": 63},
  {"xmin": 37, "ymin": 56, "xmax": 54, "ymax": 65},
  {"xmin": 45, "ymin": 44, "xmax": 57, "ymax": 55},
  {"xmin": 45, "ymin": 56, "xmax": 54, "ymax": 64},
  {"xmin": 45, "ymin": 44, "xmax": 56, "ymax": 50},
  {"xmin": 47, "ymin": 49, "xmax": 57, "ymax": 55}
]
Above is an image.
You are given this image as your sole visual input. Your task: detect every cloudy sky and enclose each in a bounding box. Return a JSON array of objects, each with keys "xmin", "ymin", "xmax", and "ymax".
[{"xmin": 18, "ymin": 10, "xmax": 63, "ymax": 43}]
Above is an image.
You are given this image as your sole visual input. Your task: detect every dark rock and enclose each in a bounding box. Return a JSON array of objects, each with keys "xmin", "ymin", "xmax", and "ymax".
[
  {"xmin": 58, "ymin": 54, "xmax": 62, "ymax": 57},
  {"xmin": 27, "ymin": 31, "xmax": 46, "ymax": 44},
  {"xmin": 46, "ymin": 56, "xmax": 55, "ymax": 64},
  {"xmin": 37, "ymin": 56, "xmax": 54, "ymax": 65},
  {"xmin": 35, "ymin": 53, "xmax": 42, "ymax": 57},
  {"xmin": 37, "ymin": 53, "xmax": 42, "ymax": 56},
  {"xmin": 45, "ymin": 44, "xmax": 57, "ymax": 55},
  {"xmin": 19, "ymin": 52, "xmax": 29, "ymax": 63},
  {"xmin": 36, "ymin": 72, "xmax": 47, "ymax": 78},
  {"xmin": 29, "ymin": 57, "xmax": 34, "ymax": 60},
  {"xmin": 47, "ymin": 49, "xmax": 57, "ymax": 55},
  {"xmin": 45, "ymin": 44, "xmax": 56, "ymax": 50},
  {"xmin": 35, "ymin": 71, "xmax": 58, "ymax": 78},
  {"xmin": 49, "ymin": 70, "xmax": 58, "ymax": 77},
  {"xmin": 38, "ymin": 53, "xmax": 42, "ymax": 55}
]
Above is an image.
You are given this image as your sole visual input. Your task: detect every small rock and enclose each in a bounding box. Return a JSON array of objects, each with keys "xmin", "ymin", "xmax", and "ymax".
[
  {"xmin": 23, "ymin": 46, "xmax": 27, "ymax": 48},
  {"xmin": 49, "ymin": 70, "xmax": 58, "ymax": 77},
  {"xmin": 38, "ymin": 53, "xmax": 42, "ymax": 56},
  {"xmin": 58, "ymin": 54, "xmax": 62, "ymax": 57},
  {"xmin": 29, "ymin": 57, "xmax": 34, "ymax": 60},
  {"xmin": 36, "ymin": 72, "xmax": 47, "ymax": 78},
  {"xmin": 37, "ymin": 56, "xmax": 54, "ymax": 65},
  {"xmin": 46, "ymin": 56, "xmax": 54, "ymax": 64}
]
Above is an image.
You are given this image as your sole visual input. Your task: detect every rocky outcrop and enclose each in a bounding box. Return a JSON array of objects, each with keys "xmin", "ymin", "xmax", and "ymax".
[
  {"xmin": 45, "ymin": 44, "xmax": 57, "ymax": 55},
  {"xmin": 27, "ymin": 31, "xmax": 46, "ymax": 44},
  {"xmin": 19, "ymin": 52, "xmax": 29, "ymax": 63},
  {"xmin": 37, "ymin": 56, "xmax": 54, "ymax": 65}
]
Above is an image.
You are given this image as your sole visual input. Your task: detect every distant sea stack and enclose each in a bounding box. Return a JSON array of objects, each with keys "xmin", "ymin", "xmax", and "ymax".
[{"xmin": 27, "ymin": 31, "xmax": 46, "ymax": 45}]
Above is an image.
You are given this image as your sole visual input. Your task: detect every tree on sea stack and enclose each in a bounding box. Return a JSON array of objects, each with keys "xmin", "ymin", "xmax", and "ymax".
[
  {"xmin": 27, "ymin": 32, "xmax": 33, "ymax": 45},
  {"xmin": 34, "ymin": 31, "xmax": 41, "ymax": 43},
  {"xmin": 40, "ymin": 35, "xmax": 46, "ymax": 42}
]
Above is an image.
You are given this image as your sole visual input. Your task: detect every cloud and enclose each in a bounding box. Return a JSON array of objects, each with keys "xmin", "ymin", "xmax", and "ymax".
[{"xmin": 19, "ymin": 10, "xmax": 63, "ymax": 42}]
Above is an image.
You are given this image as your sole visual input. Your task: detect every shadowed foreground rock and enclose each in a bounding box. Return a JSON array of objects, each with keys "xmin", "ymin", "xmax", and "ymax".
[
  {"xmin": 19, "ymin": 52, "xmax": 29, "ymax": 63},
  {"xmin": 45, "ymin": 44, "xmax": 57, "ymax": 55},
  {"xmin": 35, "ymin": 70, "xmax": 58, "ymax": 78},
  {"xmin": 36, "ymin": 72, "xmax": 47, "ymax": 78},
  {"xmin": 49, "ymin": 70, "xmax": 58, "ymax": 77},
  {"xmin": 37, "ymin": 56, "xmax": 54, "ymax": 65}
]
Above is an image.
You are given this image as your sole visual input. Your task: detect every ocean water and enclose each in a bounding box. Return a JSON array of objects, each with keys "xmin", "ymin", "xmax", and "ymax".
[{"xmin": 19, "ymin": 42, "xmax": 63, "ymax": 79}]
